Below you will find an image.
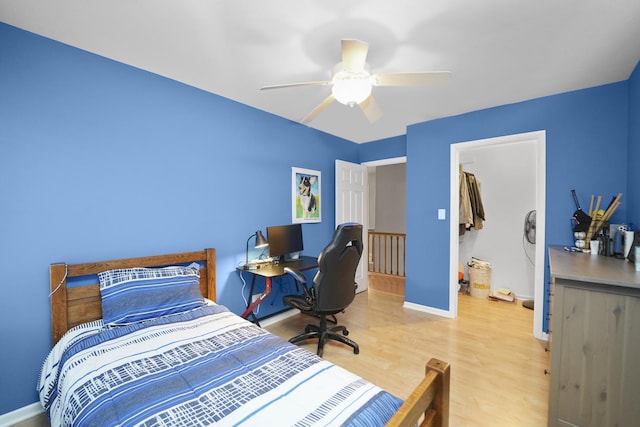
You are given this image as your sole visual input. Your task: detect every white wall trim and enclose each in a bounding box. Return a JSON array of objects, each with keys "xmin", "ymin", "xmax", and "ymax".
[
  {"xmin": 362, "ymin": 156, "xmax": 406, "ymax": 167},
  {"xmin": 403, "ymin": 301, "xmax": 456, "ymax": 318},
  {"xmin": 259, "ymin": 308, "xmax": 299, "ymax": 328},
  {"xmin": 0, "ymin": 402, "xmax": 44, "ymax": 426}
]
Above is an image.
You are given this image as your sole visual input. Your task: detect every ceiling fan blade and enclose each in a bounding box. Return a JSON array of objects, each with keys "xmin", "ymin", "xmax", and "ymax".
[
  {"xmin": 341, "ymin": 39, "xmax": 368, "ymax": 72},
  {"xmin": 373, "ymin": 71, "xmax": 451, "ymax": 86},
  {"xmin": 359, "ymin": 95, "xmax": 382, "ymax": 123},
  {"xmin": 302, "ymin": 95, "xmax": 335, "ymax": 123},
  {"xmin": 260, "ymin": 80, "xmax": 331, "ymax": 90}
]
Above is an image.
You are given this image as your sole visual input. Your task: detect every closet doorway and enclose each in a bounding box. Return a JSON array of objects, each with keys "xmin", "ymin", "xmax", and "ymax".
[{"xmin": 449, "ymin": 131, "xmax": 547, "ymax": 340}]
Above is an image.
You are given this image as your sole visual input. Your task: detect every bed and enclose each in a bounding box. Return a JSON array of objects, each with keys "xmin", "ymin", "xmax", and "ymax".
[{"xmin": 40, "ymin": 248, "xmax": 449, "ymax": 426}]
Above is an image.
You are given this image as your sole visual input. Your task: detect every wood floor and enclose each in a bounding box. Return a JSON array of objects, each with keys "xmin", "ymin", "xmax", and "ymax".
[{"xmin": 266, "ymin": 289, "xmax": 550, "ymax": 427}]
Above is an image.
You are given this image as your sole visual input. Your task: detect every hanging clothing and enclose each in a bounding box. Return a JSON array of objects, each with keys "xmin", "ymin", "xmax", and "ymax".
[
  {"xmin": 459, "ymin": 169, "xmax": 486, "ymax": 234},
  {"xmin": 459, "ymin": 170, "xmax": 473, "ymax": 227},
  {"xmin": 466, "ymin": 172, "xmax": 485, "ymax": 230}
]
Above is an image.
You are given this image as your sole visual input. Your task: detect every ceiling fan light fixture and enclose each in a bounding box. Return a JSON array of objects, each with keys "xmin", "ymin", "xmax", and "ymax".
[
  {"xmin": 331, "ymin": 64, "xmax": 372, "ymax": 106},
  {"xmin": 331, "ymin": 79, "xmax": 371, "ymax": 106}
]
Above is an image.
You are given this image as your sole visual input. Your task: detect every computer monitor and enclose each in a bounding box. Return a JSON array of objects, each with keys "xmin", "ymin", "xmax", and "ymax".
[{"xmin": 267, "ymin": 224, "xmax": 303, "ymax": 260}]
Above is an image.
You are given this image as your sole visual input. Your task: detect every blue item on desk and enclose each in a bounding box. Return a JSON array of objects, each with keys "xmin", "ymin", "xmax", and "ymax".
[{"xmin": 614, "ymin": 230, "xmax": 624, "ymax": 255}]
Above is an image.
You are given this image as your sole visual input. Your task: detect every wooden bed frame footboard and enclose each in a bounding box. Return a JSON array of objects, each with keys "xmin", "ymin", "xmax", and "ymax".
[
  {"xmin": 386, "ymin": 358, "xmax": 451, "ymax": 427},
  {"xmin": 49, "ymin": 248, "xmax": 216, "ymax": 345}
]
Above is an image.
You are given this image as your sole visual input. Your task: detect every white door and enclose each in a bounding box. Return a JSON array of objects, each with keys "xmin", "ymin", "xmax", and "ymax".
[{"xmin": 335, "ymin": 160, "xmax": 368, "ymax": 292}]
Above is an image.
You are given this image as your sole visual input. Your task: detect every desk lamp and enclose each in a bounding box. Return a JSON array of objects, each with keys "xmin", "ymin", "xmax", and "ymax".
[{"xmin": 245, "ymin": 230, "xmax": 268, "ymax": 267}]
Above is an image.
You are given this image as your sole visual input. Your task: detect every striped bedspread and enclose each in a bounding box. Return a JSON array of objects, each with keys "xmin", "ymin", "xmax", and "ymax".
[{"xmin": 38, "ymin": 304, "xmax": 402, "ymax": 426}]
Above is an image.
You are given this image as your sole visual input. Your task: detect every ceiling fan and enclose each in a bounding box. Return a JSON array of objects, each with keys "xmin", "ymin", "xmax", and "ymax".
[{"xmin": 260, "ymin": 39, "xmax": 451, "ymax": 124}]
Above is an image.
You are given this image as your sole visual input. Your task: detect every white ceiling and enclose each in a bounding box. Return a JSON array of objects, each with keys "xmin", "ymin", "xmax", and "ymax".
[{"xmin": 2, "ymin": 0, "xmax": 640, "ymax": 143}]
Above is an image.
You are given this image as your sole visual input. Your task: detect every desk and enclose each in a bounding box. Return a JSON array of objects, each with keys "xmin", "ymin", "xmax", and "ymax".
[{"xmin": 237, "ymin": 256, "xmax": 318, "ymax": 324}]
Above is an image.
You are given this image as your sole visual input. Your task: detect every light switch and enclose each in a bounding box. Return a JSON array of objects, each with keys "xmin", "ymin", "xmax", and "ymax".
[{"xmin": 438, "ymin": 209, "xmax": 446, "ymax": 220}]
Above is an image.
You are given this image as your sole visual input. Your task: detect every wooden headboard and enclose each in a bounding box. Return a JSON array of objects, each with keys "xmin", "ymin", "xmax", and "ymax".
[{"xmin": 49, "ymin": 248, "xmax": 216, "ymax": 345}]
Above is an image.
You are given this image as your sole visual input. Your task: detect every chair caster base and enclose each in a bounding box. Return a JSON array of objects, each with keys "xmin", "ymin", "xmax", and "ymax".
[{"xmin": 289, "ymin": 325, "xmax": 359, "ymax": 357}]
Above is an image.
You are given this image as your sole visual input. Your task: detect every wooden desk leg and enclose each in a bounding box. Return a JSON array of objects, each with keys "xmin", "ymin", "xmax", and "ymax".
[{"xmin": 241, "ymin": 277, "xmax": 272, "ymax": 325}]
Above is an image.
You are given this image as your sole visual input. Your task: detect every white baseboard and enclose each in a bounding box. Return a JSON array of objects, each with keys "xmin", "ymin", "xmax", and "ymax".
[
  {"xmin": 536, "ymin": 331, "xmax": 550, "ymax": 341},
  {"xmin": 0, "ymin": 402, "xmax": 44, "ymax": 427},
  {"xmin": 403, "ymin": 301, "xmax": 455, "ymax": 318},
  {"xmin": 258, "ymin": 308, "xmax": 299, "ymax": 328}
]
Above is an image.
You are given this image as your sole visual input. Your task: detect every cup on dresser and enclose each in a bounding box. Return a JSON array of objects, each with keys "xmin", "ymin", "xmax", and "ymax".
[{"xmin": 590, "ymin": 240, "xmax": 599, "ymax": 255}]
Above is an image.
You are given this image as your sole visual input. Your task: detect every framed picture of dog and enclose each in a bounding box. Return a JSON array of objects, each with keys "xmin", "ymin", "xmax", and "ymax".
[{"xmin": 292, "ymin": 167, "xmax": 321, "ymax": 223}]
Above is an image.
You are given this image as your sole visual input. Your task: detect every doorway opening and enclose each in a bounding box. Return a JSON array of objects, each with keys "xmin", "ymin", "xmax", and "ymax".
[
  {"xmin": 450, "ymin": 131, "xmax": 547, "ymax": 340},
  {"xmin": 363, "ymin": 157, "xmax": 407, "ymax": 297}
]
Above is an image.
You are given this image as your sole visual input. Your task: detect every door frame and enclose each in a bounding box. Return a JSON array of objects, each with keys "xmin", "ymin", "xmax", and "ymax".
[
  {"xmin": 362, "ymin": 156, "xmax": 407, "ymax": 168},
  {"xmin": 450, "ymin": 131, "xmax": 547, "ymax": 340}
]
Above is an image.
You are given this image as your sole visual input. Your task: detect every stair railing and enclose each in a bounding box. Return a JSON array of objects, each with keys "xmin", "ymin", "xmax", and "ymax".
[{"xmin": 368, "ymin": 230, "xmax": 406, "ymax": 277}]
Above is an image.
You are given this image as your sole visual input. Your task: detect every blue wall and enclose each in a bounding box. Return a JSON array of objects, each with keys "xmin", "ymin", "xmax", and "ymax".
[
  {"xmin": 0, "ymin": 23, "xmax": 359, "ymax": 414},
  {"xmin": 2, "ymin": 20, "xmax": 638, "ymax": 416},
  {"xmin": 358, "ymin": 134, "xmax": 406, "ymax": 162},
  {"xmin": 404, "ymin": 80, "xmax": 631, "ymax": 331}
]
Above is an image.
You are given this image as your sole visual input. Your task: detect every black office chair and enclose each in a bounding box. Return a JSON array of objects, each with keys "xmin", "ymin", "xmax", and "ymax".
[{"xmin": 282, "ymin": 223, "xmax": 363, "ymax": 356}]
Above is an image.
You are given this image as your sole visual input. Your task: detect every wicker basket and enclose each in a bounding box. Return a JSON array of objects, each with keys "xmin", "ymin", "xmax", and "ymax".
[{"xmin": 469, "ymin": 265, "xmax": 491, "ymax": 299}]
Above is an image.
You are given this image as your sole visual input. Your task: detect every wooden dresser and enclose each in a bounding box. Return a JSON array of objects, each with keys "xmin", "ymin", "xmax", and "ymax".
[{"xmin": 548, "ymin": 246, "xmax": 640, "ymax": 427}]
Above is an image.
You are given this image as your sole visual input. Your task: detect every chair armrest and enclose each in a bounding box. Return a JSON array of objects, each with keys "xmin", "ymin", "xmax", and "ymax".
[
  {"xmin": 284, "ymin": 267, "xmax": 314, "ymax": 301},
  {"xmin": 284, "ymin": 267, "xmax": 307, "ymax": 284}
]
